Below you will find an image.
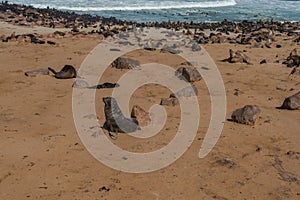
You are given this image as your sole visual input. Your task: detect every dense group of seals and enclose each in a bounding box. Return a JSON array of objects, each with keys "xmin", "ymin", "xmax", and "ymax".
[
  {"xmin": 48, "ymin": 65, "xmax": 77, "ymax": 79},
  {"xmin": 103, "ymin": 97, "xmax": 140, "ymax": 140}
]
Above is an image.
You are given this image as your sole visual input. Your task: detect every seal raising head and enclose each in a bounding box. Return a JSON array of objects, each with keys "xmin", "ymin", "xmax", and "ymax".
[
  {"xmin": 48, "ymin": 65, "xmax": 77, "ymax": 79},
  {"xmin": 103, "ymin": 97, "xmax": 140, "ymax": 139}
]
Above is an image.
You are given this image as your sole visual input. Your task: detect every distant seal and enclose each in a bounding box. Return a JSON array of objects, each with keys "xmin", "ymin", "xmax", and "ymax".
[
  {"xmin": 103, "ymin": 97, "xmax": 140, "ymax": 139},
  {"xmin": 48, "ymin": 65, "xmax": 77, "ymax": 79}
]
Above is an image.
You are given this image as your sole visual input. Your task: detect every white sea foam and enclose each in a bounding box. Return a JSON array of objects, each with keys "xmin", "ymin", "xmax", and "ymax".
[{"xmin": 29, "ymin": 0, "xmax": 237, "ymax": 11}]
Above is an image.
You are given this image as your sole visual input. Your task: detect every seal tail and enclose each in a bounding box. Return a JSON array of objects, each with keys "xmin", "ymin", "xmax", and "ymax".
[{"xmin": 48, "ymin": 67, "xmax": 57, "ymax": 75}]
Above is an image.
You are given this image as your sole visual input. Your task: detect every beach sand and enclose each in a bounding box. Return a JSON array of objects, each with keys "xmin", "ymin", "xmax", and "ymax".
[{"xmin": 0, "ymin": 21, "xmax": 299, "ymax": 200}]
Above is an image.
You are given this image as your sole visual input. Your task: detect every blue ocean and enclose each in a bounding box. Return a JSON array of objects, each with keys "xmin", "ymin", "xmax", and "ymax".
[{"xmin": 7, "ymin": 0, "xmax": 300, "ymax": 22}]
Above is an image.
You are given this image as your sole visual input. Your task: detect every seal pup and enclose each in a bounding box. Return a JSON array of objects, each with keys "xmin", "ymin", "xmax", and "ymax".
[
  {"xmin": 103, "ymin": 97, "xmax": 140, "ymax": 139},
  {"xmin": 48, "ymin": 65, "xmax": 77, "ymax": 79}
]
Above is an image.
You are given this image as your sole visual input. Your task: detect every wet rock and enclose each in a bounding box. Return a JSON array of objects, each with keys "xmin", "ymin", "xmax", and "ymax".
[
  {"xmin": 160, "ymin": 98, "xmax": 179, "ymax": 106},
  {"xmin": 131, "ymin": 105, "xmax": 151, "ymax": 127},
  {"xmin": 170, "ymin": 86, "xmax": 198, "ymax": 98},
  {"xmin": 231, "ymin": 105, "xmax": 261, "ymax": 125},
  {"xmin": 278, "ymin": 91, "xmax": 300, "ymax": 110},
  {"xmin": 111, "ymin": 57, "xmax": 140, "ymax": 70}
]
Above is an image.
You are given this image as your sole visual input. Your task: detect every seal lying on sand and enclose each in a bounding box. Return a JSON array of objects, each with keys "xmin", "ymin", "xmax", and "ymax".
[
  {"xmin": 48, "ymin": 65, "xmax": 77, "ymax": 79},
  {"xmin": 103, "ymin": 97, "xmax": 140, "ymax": 139}
]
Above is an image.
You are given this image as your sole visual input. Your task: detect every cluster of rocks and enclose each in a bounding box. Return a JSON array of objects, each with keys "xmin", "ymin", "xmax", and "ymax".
[{"xmin": 231, "ymin": 91, "xmax": 299, "ymax": 126}]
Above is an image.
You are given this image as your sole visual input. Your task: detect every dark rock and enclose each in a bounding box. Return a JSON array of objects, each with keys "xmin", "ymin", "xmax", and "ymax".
[
  {"xmin": 231, "ymin": 105, "xmax": 261, "ymax": 125},
  {"xmin": 31, "ymin": 37, "xmax": 45, "ymax": 44},
  {"xmin": 260, "ymin": 59, "xmax": 267, "ymax": 64},
  {"xmin": 47, "ymin": 40, "xmax": 56, "ymax": 45},
  {"xmin": 111, "ymin": 57, "xmax": 140, "ymax": 70},
  {"xmin": 278, "ymin": 92, "xmax": 300, "ymax": 110},
  {"xmin": 160, "ymin": 98, "xmax": 179, "ymax": 106}
]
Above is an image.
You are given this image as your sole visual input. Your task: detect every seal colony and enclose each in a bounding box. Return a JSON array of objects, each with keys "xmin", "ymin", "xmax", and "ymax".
[{"xmin": 0, "ymin": 2, "xmax": 299, "ymax": 45}]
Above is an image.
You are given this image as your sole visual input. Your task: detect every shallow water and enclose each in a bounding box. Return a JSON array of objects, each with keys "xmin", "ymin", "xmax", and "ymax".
[{"xmin": 8, "ymin": 0, "xmax": 300, "ymax": 22}]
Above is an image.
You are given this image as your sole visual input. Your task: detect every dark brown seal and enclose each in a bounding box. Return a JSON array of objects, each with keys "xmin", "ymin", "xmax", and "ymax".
[
  {"xmin": 48, "ymin": 65, "xmax": 77, "ymax": 79},
  {"xmin": 103, "ymin": 97, "xmax": 140, "ymax": 139}
]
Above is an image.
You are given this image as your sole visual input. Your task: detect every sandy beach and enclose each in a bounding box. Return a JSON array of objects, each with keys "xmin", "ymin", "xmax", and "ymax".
[{"xmin": 0, "ymin": 3, "xmax": 299, "ymax": 199}]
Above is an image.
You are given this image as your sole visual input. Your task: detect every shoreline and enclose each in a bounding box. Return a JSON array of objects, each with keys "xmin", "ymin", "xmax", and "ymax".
[{"xmin": 1, "ymin": 2, "xmax": 299, "ymax": 49}]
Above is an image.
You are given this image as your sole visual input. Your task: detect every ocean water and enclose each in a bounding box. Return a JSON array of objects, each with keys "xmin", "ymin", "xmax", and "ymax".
[{"xmin": 8, "ymin": 0, "xmax": 300, "ymax": 22}]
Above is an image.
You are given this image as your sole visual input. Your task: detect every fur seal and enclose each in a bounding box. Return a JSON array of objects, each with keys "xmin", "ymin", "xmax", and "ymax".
[
  {"xmin": 48, "ymin": 65, "xmax": 77, "ymax": 79},
  {"xmin": 103, "ymin": 97, "xmax": 140, "ymax": 139}
]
